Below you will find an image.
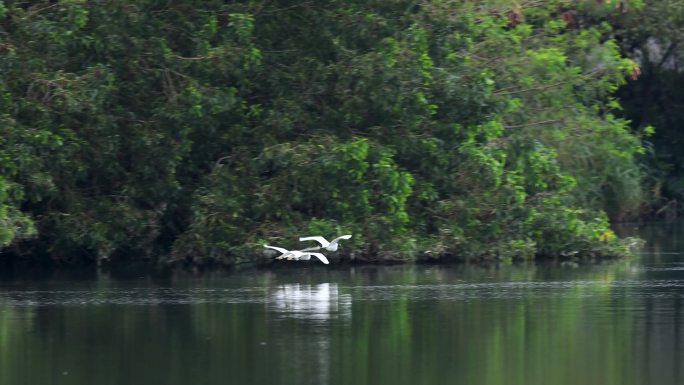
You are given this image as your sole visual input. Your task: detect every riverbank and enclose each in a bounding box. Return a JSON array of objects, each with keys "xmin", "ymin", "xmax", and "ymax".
[{"xmin": 0, "ymin": 233, "xmax": 644, "ymax": 275}]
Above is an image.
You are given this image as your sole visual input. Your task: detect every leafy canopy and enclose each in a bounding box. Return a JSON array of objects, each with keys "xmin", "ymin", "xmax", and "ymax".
[{"xmin": 0, "ymin": 0, "xmax": 643, "ymax": 264}]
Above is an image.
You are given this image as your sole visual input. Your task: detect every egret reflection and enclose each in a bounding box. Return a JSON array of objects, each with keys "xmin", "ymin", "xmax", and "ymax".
[{"xmin": 269, "ymin": 283, "xmax": 351, "ymax": 320}]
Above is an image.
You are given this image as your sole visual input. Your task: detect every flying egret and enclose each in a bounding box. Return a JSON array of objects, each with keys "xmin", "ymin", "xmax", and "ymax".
[
  {"xmin": 298, "ymin": 234, "xmax": 352, "ymax": 251},
  {"xmin": 263, "ymin": 245, "xmax": 330, "ymax": 264}
]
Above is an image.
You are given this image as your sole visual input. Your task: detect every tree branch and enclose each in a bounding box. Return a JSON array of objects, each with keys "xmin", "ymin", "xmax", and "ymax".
[
  {"xmin": 504, "ymin": 119, "xmax": 562, "ymax": 129},
  {"xmin": 493, "ymin": 70, "xmax": 605, "ymax": 96}
]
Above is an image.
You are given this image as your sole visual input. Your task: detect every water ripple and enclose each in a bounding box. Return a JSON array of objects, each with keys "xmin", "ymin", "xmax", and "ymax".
[{"xmin": 2, "ymin": 279, "xmax": 684, "ymax": 306}]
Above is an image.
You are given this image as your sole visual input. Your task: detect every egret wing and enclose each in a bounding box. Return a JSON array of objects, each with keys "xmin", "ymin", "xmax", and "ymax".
[
  {"xmin": 300, "ymin": 246, "xmax": 323, "ymax": 252},
  {"xmin": 298, "ymin": 236, "xmax": 330, "ymax": 247},
  {"xmin": 308, "ymin": 252, "xmax": 330, "ymax": 265},
  {"xmin": 331, "ymin": 234, "xmax": 352, "ymax": 244},
  {"xmin": 264, "ymin": 245, "xmax": 289, "ymax": 255}
]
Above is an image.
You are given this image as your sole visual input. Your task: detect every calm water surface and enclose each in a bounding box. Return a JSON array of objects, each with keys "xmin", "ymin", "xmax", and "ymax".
[{"xmin": 1, "ymin": 222, "xmax": 684, "ymax": 385}]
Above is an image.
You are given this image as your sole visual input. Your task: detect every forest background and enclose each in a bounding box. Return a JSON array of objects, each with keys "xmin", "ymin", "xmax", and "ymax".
[{"xmin": 0, "ymin": 0, "xmax": 681, "ymax": 267}]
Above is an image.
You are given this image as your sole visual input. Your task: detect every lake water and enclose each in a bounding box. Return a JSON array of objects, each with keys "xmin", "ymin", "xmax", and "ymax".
[{"xmin": 1, "ymin": 222, "xmax": 684, "ymax": 385}]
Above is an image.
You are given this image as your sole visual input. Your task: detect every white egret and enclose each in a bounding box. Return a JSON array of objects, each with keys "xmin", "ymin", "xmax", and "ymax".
[
  {"xmin": 298, "ymin": 235, "xmax": 352, "ymax": 251},
  {"xmin": 263, "ymin": 245, "xmax": 330, "ymax": 264}
]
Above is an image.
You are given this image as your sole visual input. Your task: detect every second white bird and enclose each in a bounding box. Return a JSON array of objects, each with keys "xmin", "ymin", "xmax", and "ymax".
[
  {"xmin": 264, "ymin": 245, "xmax": 330, "ymax": 264},
  {"xmin": 298, "ymin": 234, "xmax": 352, "ymax": 251}
]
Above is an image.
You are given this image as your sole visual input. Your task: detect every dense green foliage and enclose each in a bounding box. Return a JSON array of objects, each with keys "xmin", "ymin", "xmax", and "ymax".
[
  {"xmin": 0, "ymin": 0, "xmax": 645, "ymax": 265},
  {"xmin": 611, "ymin": 0, "xmax": 684, "ymax": 217}
]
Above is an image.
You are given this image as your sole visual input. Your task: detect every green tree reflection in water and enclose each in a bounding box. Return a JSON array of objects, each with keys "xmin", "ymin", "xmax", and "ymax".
[{"xmin": 0, "ymin": 257, "xmax": 683, "ymax": 385}]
